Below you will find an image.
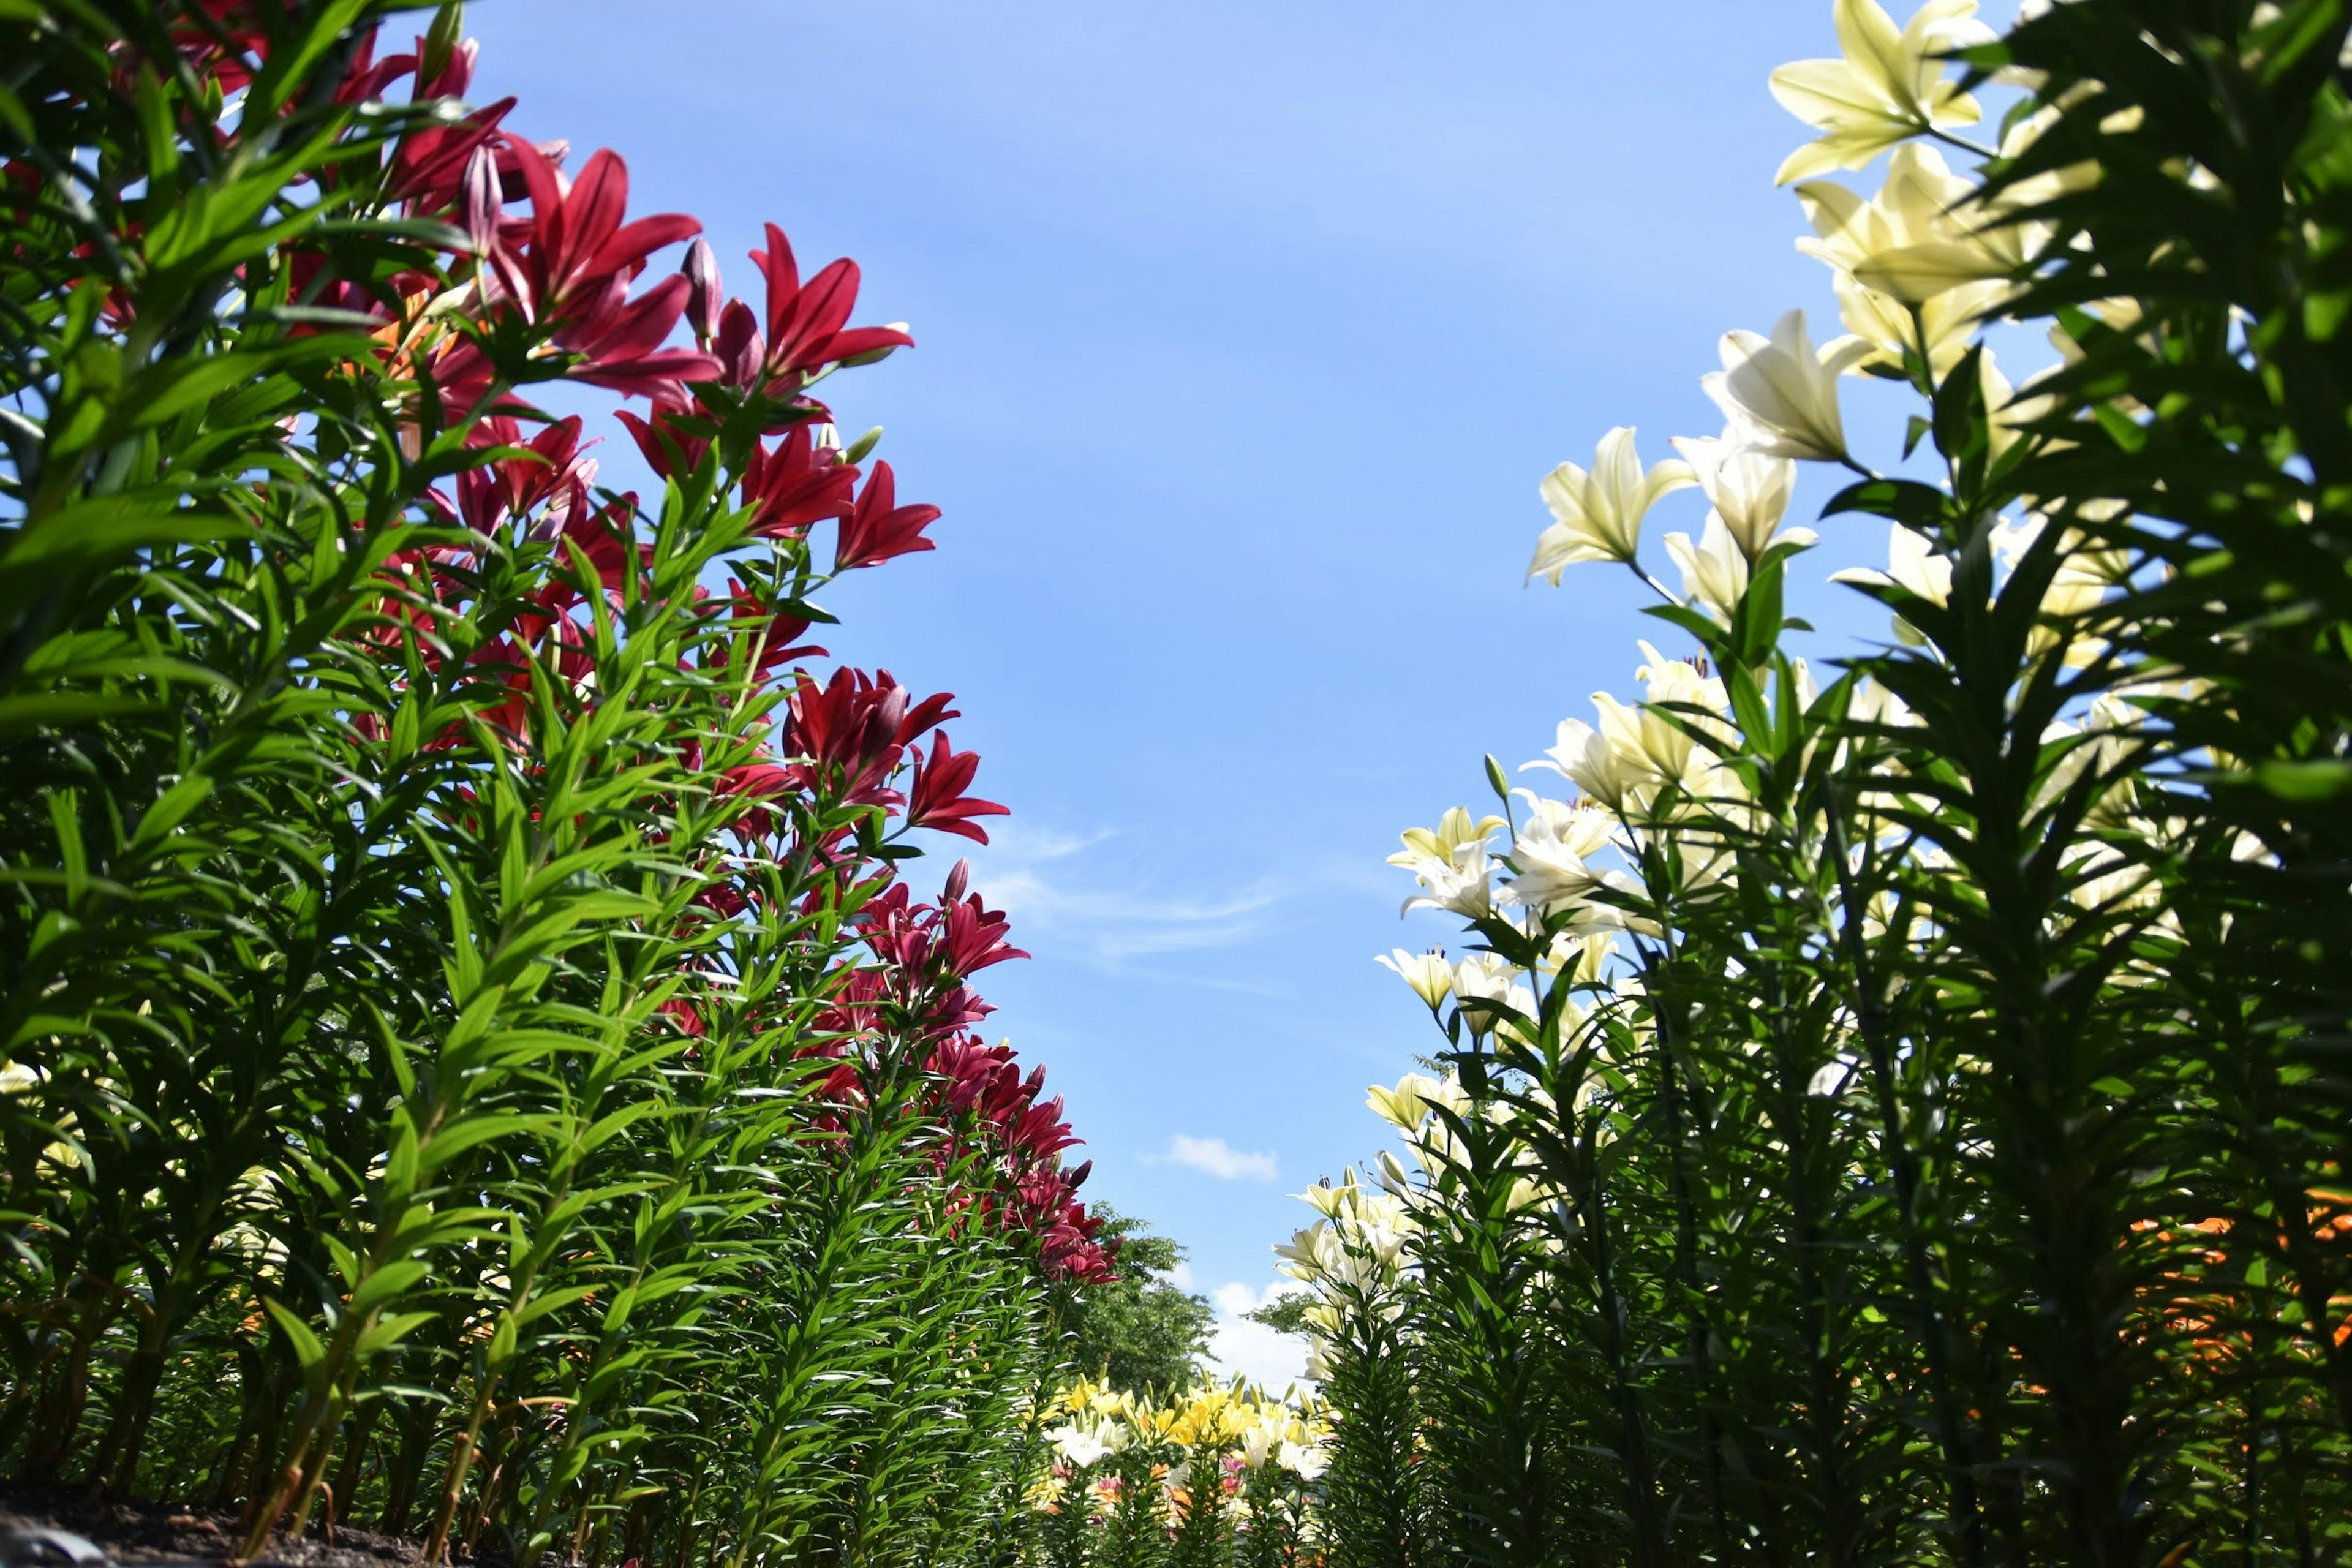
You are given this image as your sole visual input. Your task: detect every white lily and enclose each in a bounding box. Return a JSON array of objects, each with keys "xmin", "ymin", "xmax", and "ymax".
[
  {"xmin": 1770, "ymin": 0, "xmax": 1997, "ymax": 184},
  {"xmin": 1389, "ymin": 806, "xmax": 1502, "ymax": 870},
  {"xmin": 1398, "ymin": 839, "xmax": 1494, "ymax": 919},
  {"xmin": 1049, "ymin": 1422, "xmax": 1113, "ymax": 1469},
  {"xmin": 1703, "ymin": 311, "xmax": 1875, "ymax": 462},
  {"xmin": 1529, "ymin": 426, "xmax": 1695, "ymax": 582},
  {"xmin": 1526, "ymin": 718, "xmax": 1640, "ymax": 812},
  {"xmin": 1499, "ymin": 796, "xmax": 1621, "ymax": 914},
  {"xmin": 1795, "ymin": 143, "xmax": 1980, "ymax": 289},
  {"xmin": 1794, "ymin": 142, "xmax": 2018, "ymax": 370},
  {"xmin": 1366, "ymin": 1072, "xmax": 1451, "ymax": 1133},
  {"xmin": 1663, "ymin": 513, "xmax": 1754, "ymax": 624},
  {"xmin": 1670, "ymin": 434, "xmax": 1801, "ymax": 559},
  {"xmin": 1374, "ymin": 949, "xmax": 1453, "ymax": 1008},
  {"xmin": 1832, "ymin": 523, "xmax": 1955, "ymax": 644},
  {"xmin": 1276, "ymin": 1441, "xmax": 1330, "ymax": 1482},
  {"xmin": 1450, "ymin": 954, "xmax": 1536, "ymax": 1037}
]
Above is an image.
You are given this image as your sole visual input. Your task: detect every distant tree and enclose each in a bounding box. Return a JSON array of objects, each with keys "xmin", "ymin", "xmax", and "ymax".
[
  {"xmin": 1242, "ymin": 1292, "xmax": 1311, "ymax": 1336},
  {"xmin": 1046, "ymin": 1205, "xmax": 1214, "ymax": 1395}
]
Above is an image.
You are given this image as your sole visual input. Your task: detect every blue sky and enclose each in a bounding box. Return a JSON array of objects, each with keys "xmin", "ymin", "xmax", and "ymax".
[{"xmin": 469, "ymin": 0, "xmax": 1970, "ymax": 1385}]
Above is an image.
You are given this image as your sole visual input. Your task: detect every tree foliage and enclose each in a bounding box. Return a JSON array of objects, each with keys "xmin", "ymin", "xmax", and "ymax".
[{"xmin": 1049, "ymin": 1206, "xmax": 1216, "ymax": 1397}]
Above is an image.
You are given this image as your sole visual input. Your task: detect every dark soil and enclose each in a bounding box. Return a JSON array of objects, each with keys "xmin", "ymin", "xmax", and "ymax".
[{"xmin": 0, "ymin": 1485, "xmax": 442, "ymax": 1568}]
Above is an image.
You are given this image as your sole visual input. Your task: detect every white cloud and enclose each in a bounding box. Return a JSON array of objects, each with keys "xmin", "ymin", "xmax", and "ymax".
[
  {"xmin": 1148, "ymin": 1134, "xmax": 1278, "ymax": 1183},
  {"xmin": 1156, "ymin": 1259, "xmax": 1196, "ymax": 1289},
  {"xmin": 1203, "ymin": 1280, "xmax": 1312, "ymax": 1393}
]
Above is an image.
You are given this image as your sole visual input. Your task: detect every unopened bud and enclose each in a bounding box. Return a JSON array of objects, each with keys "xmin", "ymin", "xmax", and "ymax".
[
  {"xmin": 837, "ymin": 324, "xmax": 912, "ymax": 369},
  {"xmin": 943, "ymin": 858, "xmax": 970, "ymax": 905},
  {"xmin": 426, "ymin": 36, "xmax": 477, "ymax": 99},
  {"xmin": 461, "ymin": 145, "xmax": 499, "ymax": 255},
  {"xmin": 683, "ymin": 238, "xmax": 722, "ymax": 341},
  {"xmin": 840, "ymin": 424, "xmax": 883, "ymax": 464},
  {"xmin": 422, "ymin": 2, "xmax": 465, "ymax": 85}
]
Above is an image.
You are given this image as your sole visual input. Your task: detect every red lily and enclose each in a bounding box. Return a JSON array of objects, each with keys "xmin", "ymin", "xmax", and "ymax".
[
  {"xmin": 835, "ymin": 461, "xmax": 941, "ymax": 571},
  {"xmin": 904, "ymin": 731, "xmax": 1008, "ymax": 844},
  {"xmin": 458, "ymin": 415, "xmax": 595, "ymax": 535},
  {"xmin": 743, "ymin": 424, "xmax": 858, "ymax": 540},
  {"xmin": 484, "ymin": 143, "xmax": 720, "ymax": 402},
  {"xmin": 750, "ymin": 222, "xmax": 914, "ymax": 386}
]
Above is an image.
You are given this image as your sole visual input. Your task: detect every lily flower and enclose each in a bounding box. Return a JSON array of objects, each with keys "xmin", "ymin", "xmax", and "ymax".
[
  {"xmin": 1275, "ymin": 1442, "xmax": 1329, "ymax": 1482},
  {"xmin": 1832, "ymin": 522, "xmax": 1954, "ymax": 644},
  {"xmin": 742, "ymin": 424, "xmax": 859, "ymax": 540},
  {"xmin": 1793, "ymin": 143, "xmax": 2015, "ymax": 371},
  {"xmin": 1703, "ymin": 311, "xmax": 1874, "ymax": 462},
  {"xmin": 1398, "ymin": 839, "xmax": 1495, "ymax": 919},
  {"xmin": 750, "ymin": 222, "xmax": 916, "ymax": 386},
  {"xmin": 1499, "ymin": 796, "xmax": 1620, "ymax": 914},
  {"xmin": 1662, "ymin": 513, "xmax": 1753, "ymax": 624},
  {"xmin": 1525, "ymin": 718, "xmax": 1638, "ymax": 812},
  {"xmin": 835, "ymin": 461, "xmax": 943, "ymax": 571},
  {"xmin": 1769, "ymin": 0, "xmax": 1996, "ymax": 184},
  {"xmin": 903, "ymin": 730, "xmax": 1010, "ymax": 844},
  {"xmin": 1374, "ymin": 949, "xmax": 1453, "ymax": 1008},
  {"xmin": 1388, "ymin": 807, "xmax": 1502, "ymax": 870},
  {"xmin": 1529, "ymin": 427, "xmax": 1695, "ymax": 582},
  {"xmin": 1670, "ymin": 434, "xmax": 1800, "ymax": 560},
  {"xmin": 1366, "ymin": 1072, "xmax": 1452, "ymax": 1132}
]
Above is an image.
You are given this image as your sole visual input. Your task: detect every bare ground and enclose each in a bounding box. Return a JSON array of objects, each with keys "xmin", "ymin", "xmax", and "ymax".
[{"xmin": 0, "ymin": 1486, "xmax": 446, "ymax": 1568}]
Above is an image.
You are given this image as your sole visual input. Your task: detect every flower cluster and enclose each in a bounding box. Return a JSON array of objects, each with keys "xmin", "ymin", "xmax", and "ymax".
[
  {"xmin": 1291, "ymin": 1, "xmax": 2352, "ymax": 1561},
  {"xmin": 0, "ymin": 5, "xmax": 1109, "ymax": 1561},
  {"xmin": 1032, "ymin": 1374, "xmax": 1329, "ymax": 1568}
]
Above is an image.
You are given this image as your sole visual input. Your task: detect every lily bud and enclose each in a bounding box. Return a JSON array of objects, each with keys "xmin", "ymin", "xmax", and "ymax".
[
  {"xmin": 943, "ymin": 858, "xmax": 970, "ymax": 905},
  {"xmin": 422, "ymin": 2, "xmax": 466, "ymax": 86},
  {"xmin": 837, "ymin": 324, "xmax": 912, "ymax": 368},
  {"xmin": 461, "ymin": 145, "xmax": 499, "ymax": 257},
  {"xmin": 683, "ymin": 238, "xmax": 722, "ymax": 341}
]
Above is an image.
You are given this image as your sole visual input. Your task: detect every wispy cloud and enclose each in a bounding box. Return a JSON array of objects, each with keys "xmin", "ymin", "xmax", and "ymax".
[
  {"xmin": 1145, "ymin": 1134, "xmax": 1280, "ymax": 1183},
  {"xmin": 961, "ymin": 819, "xmax": 1286, "ymax": 965}
]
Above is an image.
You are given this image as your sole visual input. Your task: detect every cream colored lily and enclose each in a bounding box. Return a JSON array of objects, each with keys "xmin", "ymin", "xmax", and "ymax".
[
  {"xmin": 1389, "ymin": 805, "xmax": 1502, "ymax": 870},
  {"xmin": 1499, "ymin": 796, "xmax": 1624, "ymax": 916},
  {"xmin": 1796, "ymin": 143, "xmax": 1980, "ymax": 289},
  {"xmin": 1833, "ymin": 522, "xmax": 1955, "ymax": 644},
  {"xmin": 1663, "ymin": 513, "xmax": 1753, "ymax": 624},
  {"xmin": 1795, "ymin": 142, "xmax": 2015, "ymax": 371},
  {"xmin": 1366, "ymin": 1071, "xmax": 1450, "ymax": 1133},
  {"xmin": 1374, "ymin": 948, "xmax": 1454, "ymax": 1008},
  {"xmin": 1770, "ymin": 0, "xmax": 1996, "ymax": 184},
  {"xmin": 1527, "ymin": 717, "xmax": 1640, "ymax": 812},
  {"xmin": 1669, "ymin": 434, "xmax": 1801, "ymax": 559},
  {"xmin": 1529, "ymin": 426, "xmax": 1695, "ymax": 582},
  {"xmin": 1703, "ymin": 311, "xmax": 1875, "ymax": 462}
]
